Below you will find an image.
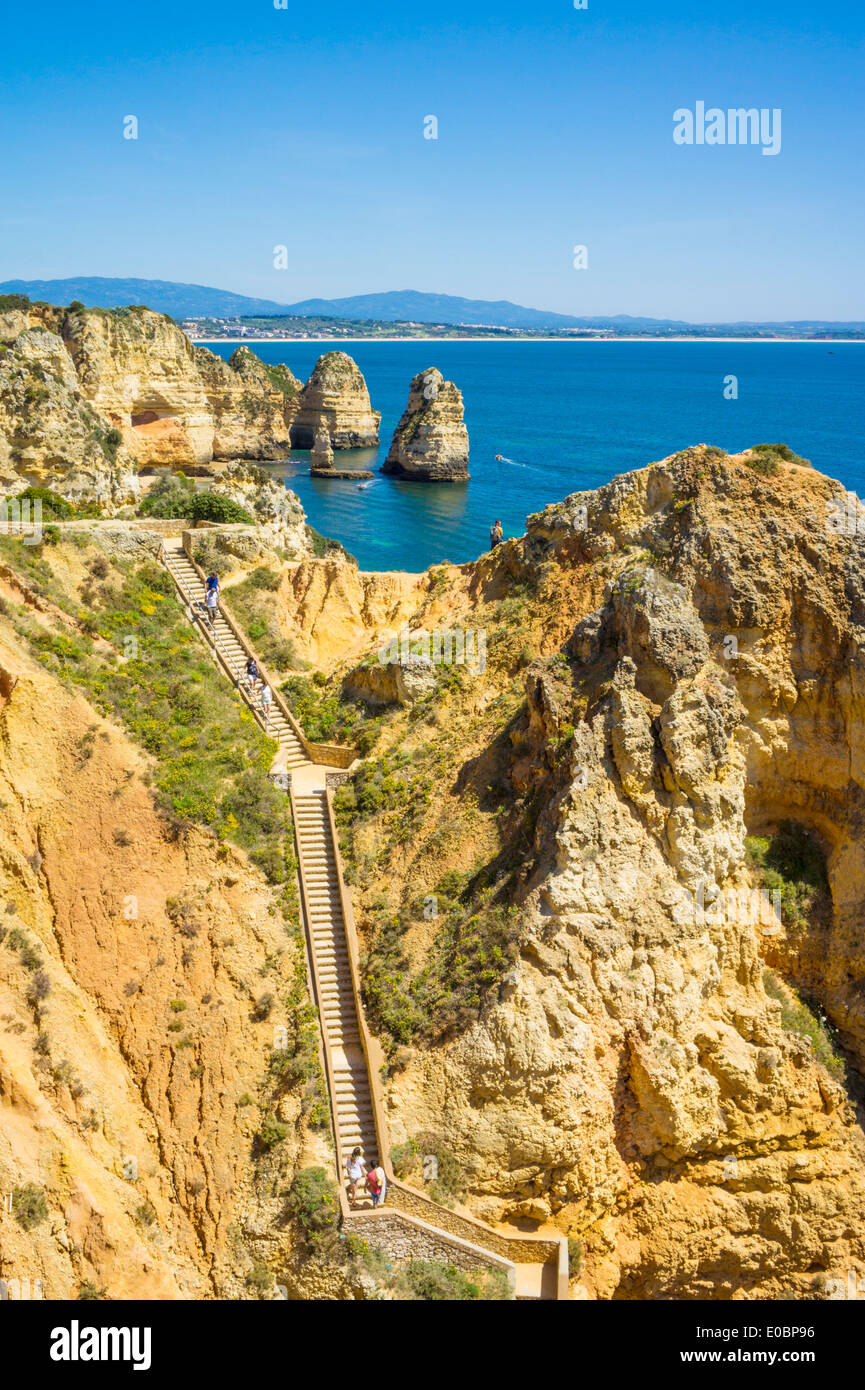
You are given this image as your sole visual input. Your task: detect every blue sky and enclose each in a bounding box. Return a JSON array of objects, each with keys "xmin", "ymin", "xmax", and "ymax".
[{"xmin": 1, "ymin": 0, "xmax": 862, "ymax": 319}]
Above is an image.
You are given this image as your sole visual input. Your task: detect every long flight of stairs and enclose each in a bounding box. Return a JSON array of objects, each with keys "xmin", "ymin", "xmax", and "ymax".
[
  {"xmin": 159, "ymin": 536, "xmax": 564, "ymax": 1293},
  {"xmin": 161, "ymin": 538, "xmax": 376, "ymax": 1184},
  {"xmin": 161, "ymin": 539, "xmax": 306, "ymax": 770},
  {"xmin": 292, "ymin": 791, "xmax": 379, "ymax": 1179}
]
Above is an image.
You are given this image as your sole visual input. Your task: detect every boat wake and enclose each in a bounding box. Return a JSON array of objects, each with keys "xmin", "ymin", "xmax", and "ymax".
[{"xmin": 495, "ymin": 455, "xmax": 544, "ymax": 474}]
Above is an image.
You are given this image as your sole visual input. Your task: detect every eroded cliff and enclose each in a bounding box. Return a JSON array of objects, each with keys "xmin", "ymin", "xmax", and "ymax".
[
  {"xmin": 0, "ymin": 302, "xmax": 300, "ymax": 497},
  {"xmin": 324, "ymin": 443, "xmax": 865, "ymax": 1299}
]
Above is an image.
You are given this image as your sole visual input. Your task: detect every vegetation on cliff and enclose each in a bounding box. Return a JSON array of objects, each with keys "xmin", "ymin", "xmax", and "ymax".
[{"xmin": 0, "ymin": 537, "xmax": 290, "ymax": 879}]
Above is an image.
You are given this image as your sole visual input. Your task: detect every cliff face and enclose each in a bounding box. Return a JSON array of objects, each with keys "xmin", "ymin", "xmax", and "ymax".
[
  {"xmin": 382, "ymin": 367, "xmax": 469, "ymax": 481},
  {"xmin": 0, "ymin": 317, "xmax": 139, "ymax": 505},
  {"xmin": 0, "ymin": 304, "xmax": 299, "ymax": 495},
  {"xmin": 63, "ymin": 310, "xmax": 298, "ymax": 465},
  {"xmin": 321, "ymin": 445, "xmax": 865, "ymax": 1299},
  {"xmin": 290, "ymin": 352, "xmax": 380, "ymax": 449},
  {"xmin": 0, "ymin": 628, "xmax": 306, "ymax": 1299},
  {"xmin": 3, "ymin": 435, "xmax": 865, "ymax": 1302}
]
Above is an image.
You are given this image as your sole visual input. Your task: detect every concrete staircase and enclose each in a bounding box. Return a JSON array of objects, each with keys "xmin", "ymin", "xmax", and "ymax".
[
  {"xmin": 292, "ymin": 791, "xmax": 379, "ymax": 1176},
  {"xmin": 158, "ymin": 533, "xmax": 567, "ymax": 1296},
  {"xmin": 161, "ymin": 539, "xmax": 306, "ymax": 770}
]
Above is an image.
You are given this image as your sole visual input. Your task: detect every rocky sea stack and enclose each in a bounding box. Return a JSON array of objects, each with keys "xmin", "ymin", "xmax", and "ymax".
[
  {"xmin": 382, "ymin": 367, "xmax": 469, "ymax": 481},
  {"xmin": 309, "ymin": 427, "xmax": 334, "ymax": 472},
  {"xmin": 290, "ymin": 351, "xmax": 380, "ymax": 449}
]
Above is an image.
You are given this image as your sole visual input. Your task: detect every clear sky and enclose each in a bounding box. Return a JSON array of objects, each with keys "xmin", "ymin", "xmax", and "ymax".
[{"xmin": 1, "ymin": 0, "xmax": 862, "ymax": 319}]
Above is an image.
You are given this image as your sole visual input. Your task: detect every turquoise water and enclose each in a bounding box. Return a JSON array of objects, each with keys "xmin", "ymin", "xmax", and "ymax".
[{"xmin": 203, "ymin": 341, "xmax": 865, "ymax": 573}]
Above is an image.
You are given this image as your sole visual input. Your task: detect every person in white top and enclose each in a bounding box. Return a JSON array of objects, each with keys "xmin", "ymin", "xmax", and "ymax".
[
  {"xmin": 259, "ymin": 682, "xmax": 272, "ymax": 727},
  {"xmin": 345, "ymin": 1147, "xmax": 364, "ymax": 1205},
  {"xmin": 204, "ymin": 585, "xmax": 219, "ymax": 626}
]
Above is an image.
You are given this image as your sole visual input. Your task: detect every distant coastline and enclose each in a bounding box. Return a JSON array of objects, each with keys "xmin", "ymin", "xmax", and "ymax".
[{"xmin": 193, "ymin": 336, "xmax": 865, "ymax": 346}]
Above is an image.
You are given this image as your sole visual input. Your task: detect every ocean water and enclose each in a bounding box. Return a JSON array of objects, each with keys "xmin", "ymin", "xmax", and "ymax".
[{"xmin": 202, "ymin": 341, "xmax": 865, "ymax": 573}]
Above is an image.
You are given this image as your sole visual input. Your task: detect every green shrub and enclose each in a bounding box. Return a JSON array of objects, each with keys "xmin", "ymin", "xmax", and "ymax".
[
  {"xmin": 308, "ymin": 527, "xmax": 354, "ymax": 563},
  {"xmin": 76, "ymin": 1281, "xmax": 107, "ymax": 1300},
  {"xmin": 0, "ymin": 292, "xmax": 30, "ymax": 311},
  {"xmin": 12, "ymin": 1183, "xmax": 48, "ymax": 1230},
  {"xmin": 135, "ymin": 1200, "xmax": 157, "ymax": 1227},
  {"xmin": 138, "ymin": 473, "xmax": 196, "ymax": 518},
  {"xmin": 253, "ymin": 991, "xmax": 274, "ymax": 1021},
  {"xmin": 255, "ymin": 1116, "xmax": 290, "ymax": 1151},
  {"xmin": 568, "ymin": 1237, "xmax": 583, "ymax": 1276},
  {"xmin": 390, "ymin": 1139, "xmax": 420, "ymax": 1180},
  {"xmin": 746, "ymin": 821, "xmax": 830, "ymax": 933},
  {"xmin": 14, "ymin": 486, "xmax": 74, "ymax": 520},
  {"xmin": 763, "ymin": 970, "xmax": 845, "ymax": 1078},
  {"xmin": 387, "ymin": 1133, "xmax": 464, "ymax": 1206},
  {"xmin": 246, "ymin": 1261, "xmax": 273, "ymax": 1297},
  {"xmin": 286, "ymin": 1166, "xmax": 339, "ymax": 1244},
  {"xmin": 247, "ymin": 566, "xmax": 281, "ymax": 591},
  {"xmin": 745, "ymin": 443, "xmax": 811, "ymax": 476},
  {"xmin": 188, "ymin": 492, "xmax": 253, "ymax": 525},
  {"xmin": 394, "ymin": 1259, "xmax": 511, "ymax": 1301}
]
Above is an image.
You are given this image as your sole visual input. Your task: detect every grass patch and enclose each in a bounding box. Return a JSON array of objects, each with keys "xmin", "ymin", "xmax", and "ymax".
[
  {"xmin": 3, "ymin": 552, "xmax": 292, "ymax": 880},
  {"xmin": 746, "ymin": 821, "xmax": 830, "ymax": 933},
  {"xmin": 12, "ymin": 1183, "xmax": 49, "ymax": 1230},
  {"xmin": 744, "ymin": 443, "xmax": 811, "ymax": 476},
  {"xmin": 394, "ymin": 1259, "xmax": 511, "ymax": 1301},
  {"xmin": 285, "ymin": 1166, "xmax": 340, "ymax": 1247},
  {"xmin": 282, "ymin": 673, "xmax": 377, "ymax": 750},
  {"xmin": 763, "ymin": 970, "xmax": 845, "ymax": 1079}
]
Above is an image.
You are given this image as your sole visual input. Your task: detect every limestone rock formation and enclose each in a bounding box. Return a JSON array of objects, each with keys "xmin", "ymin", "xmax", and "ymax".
[
  {"xmin": 199, "ymin": 460, "xmax": 312, "ymax": 558},
  {"xmin": 0, "ymin": 302, "xmax": 300, "ymax": 500},
  {"xmin": 310, "ymin": 428, "xmax": 334, "ymax": 472},
  {"xmin": 62, "ymin": 309, "xmax": 298, "ymax": 466},
  {"xmin": 323, "ymin": 443, "xmax": 865, "ymax": 1299},
  {"xmin": 344, "ymin": 652, "xmax": 437, "ymax": 707},
  {"xmin": 382, "ymin": 367, "xmax": 469, "ymax": 481},
  {"xmin": 0, "ymin": 625, "xmax": 307, "ymax": 1298},
  {"xmin": 290, "ymin": 352, "xmax": 380, "ymax": 449}
]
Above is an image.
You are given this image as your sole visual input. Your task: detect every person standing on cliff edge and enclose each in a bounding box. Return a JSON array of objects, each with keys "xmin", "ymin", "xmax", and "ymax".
[{"xmin": 490, "ymin": 519, "xmax": 503, "ymax": 549}]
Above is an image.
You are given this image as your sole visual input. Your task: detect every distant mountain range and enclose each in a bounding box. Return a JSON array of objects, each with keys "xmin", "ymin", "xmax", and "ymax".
[{"xmin": 1, "ymin": 277, "xmax": 863, "ymax": 333}]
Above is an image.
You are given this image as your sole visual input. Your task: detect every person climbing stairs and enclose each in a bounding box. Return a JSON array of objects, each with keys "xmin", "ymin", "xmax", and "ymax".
[{"xmin": 161, "ymin": 538, "xmax": 306, "ymax": 770}]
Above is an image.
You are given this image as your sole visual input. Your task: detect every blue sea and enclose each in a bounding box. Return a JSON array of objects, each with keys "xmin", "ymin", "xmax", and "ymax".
[{"xmin": 202, "ymin": 341, "xmax": 865, "ymax": 573}]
